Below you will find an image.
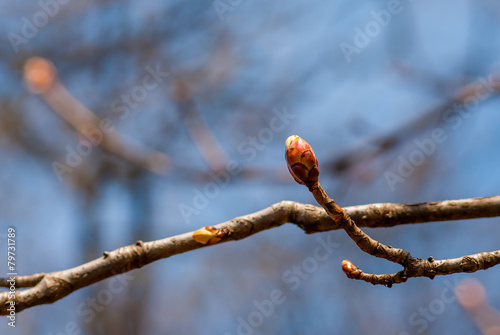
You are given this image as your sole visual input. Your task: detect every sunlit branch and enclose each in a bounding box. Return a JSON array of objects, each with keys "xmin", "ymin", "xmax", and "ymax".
[{"xmin": 1, "ymin": 196, "xmax": 499, "ymax": 314}]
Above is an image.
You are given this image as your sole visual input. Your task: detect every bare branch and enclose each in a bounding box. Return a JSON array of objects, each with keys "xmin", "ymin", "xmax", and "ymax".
[
  {"xmin": 308, "ymin": 182, "xmax": 412, "ymax": 265},
  {"xmin": 0, "ymin": 273, "xmax": 45, "ymax": 288},
  {"xmin": 1, "ymin": 196, "xmax": 499, "ymax": 314},
  {"xmin": 342, "ymin": 251, "xmax": 500, "ymax": 287},
  {"xmin": 285, "ymin": 135, "xmax": 500, "ymax": 287},
  {"xmin": 313, "ymin": 183, "xmax": 500, "ymax": 287}
]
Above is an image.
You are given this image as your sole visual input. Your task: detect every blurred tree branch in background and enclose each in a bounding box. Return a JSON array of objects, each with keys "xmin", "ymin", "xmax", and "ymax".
[
  {"xmin": 456, "ymin": 279, "xmax": 500, "ymax": 334},
  {"xmin": 23, "ymin": 56, "xmax": 170, "ymax": 176},
  {"xmin": 327, "ymin": 72, "xmax": 500, "ymax": 177}
]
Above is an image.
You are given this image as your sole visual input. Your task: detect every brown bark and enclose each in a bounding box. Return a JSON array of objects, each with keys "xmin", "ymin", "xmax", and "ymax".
[
  {"xmin": 304, "ymin": 182, "xmax": 500, "ymax": 287},
  {"xmin": 1, "ymin": 195, "xmax": 499, "ymax": 314}
]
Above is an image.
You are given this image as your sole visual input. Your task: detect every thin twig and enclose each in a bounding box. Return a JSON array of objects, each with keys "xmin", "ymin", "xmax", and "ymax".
[
  {"xmin": 308, "ymin": 182, "xmax": 413, "ymax": 265},
  {"xmin": 307, "ymin": 182, "xmax": 500, "ymax": 287},
  {"xmin": 342, "ymin": 251, "xmax": 500, "ymax": 287},
  {"xmin": 286, "ymin": 135, "xmax": 500, "ymax": 287}
]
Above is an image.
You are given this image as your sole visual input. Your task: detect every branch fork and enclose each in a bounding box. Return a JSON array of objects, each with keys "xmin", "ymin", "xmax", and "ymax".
[
  {"xmin": 0, "ymin": 139, "xmax": 498, "ymax": 314},
  {"xmin": 285, "ymin": 135, "xmax": 500, "ymax": 287}
]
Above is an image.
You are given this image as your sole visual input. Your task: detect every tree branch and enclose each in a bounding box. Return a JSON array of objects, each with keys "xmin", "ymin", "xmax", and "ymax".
[
  {"xmin": 1, "ymin": 196, "xmax": 499, "ymax": 314},
  {"xmin": 308, "ymin": 182, "xmax": 413, "ymax": 265},
  {"xmin": 342, "ymin": 251, "xmax": 500, "ymax": 287},
  {"xmin": 285, "ymin": 135, "xmax": 500, "ymax": 287}
]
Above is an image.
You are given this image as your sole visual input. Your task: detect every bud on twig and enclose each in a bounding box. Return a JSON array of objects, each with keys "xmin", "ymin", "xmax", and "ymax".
[
  {"xmin": 341, "ymin": 260, "xmax": 362, "ymax": 279},
  {"xmin": 285, "ymin": 135, "xmax": 319, "ymax": 185},
  {"xmin": 192, "ymin": 226, "xmax": 228, "ymax": 245}
]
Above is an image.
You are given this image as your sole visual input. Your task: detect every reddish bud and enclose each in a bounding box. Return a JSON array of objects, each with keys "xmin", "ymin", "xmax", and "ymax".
[
  {"xmin": 341, "ymin": 260, "xmax": 362, "ymax": 279},
  {"xmin": 285, "ymin": 135, "xmax": 319, "ymax": 185},
  {"xmin": 192, "ymin": 226, "xmax": 228, "ymax": 245}
]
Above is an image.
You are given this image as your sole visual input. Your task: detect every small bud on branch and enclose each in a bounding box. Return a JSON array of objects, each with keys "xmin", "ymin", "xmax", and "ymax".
[
  {"xmin": 341, "ymin": 260, "xmax": 363, "ymax": 279},
  {"xmin": 192, "ymin": 226, "xmax": 228, "ymax": 245}
]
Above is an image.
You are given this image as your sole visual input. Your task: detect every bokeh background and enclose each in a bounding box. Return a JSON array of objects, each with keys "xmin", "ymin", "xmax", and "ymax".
[{"xmin": 1, "ymin": 0, "xmax": 500, "ymax": 334}]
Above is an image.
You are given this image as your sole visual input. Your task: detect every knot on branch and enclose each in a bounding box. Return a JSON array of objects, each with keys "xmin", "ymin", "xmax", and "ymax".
[{"xmin": 460, "ymin": 256, "xmax": 480, "ymax": 272}]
